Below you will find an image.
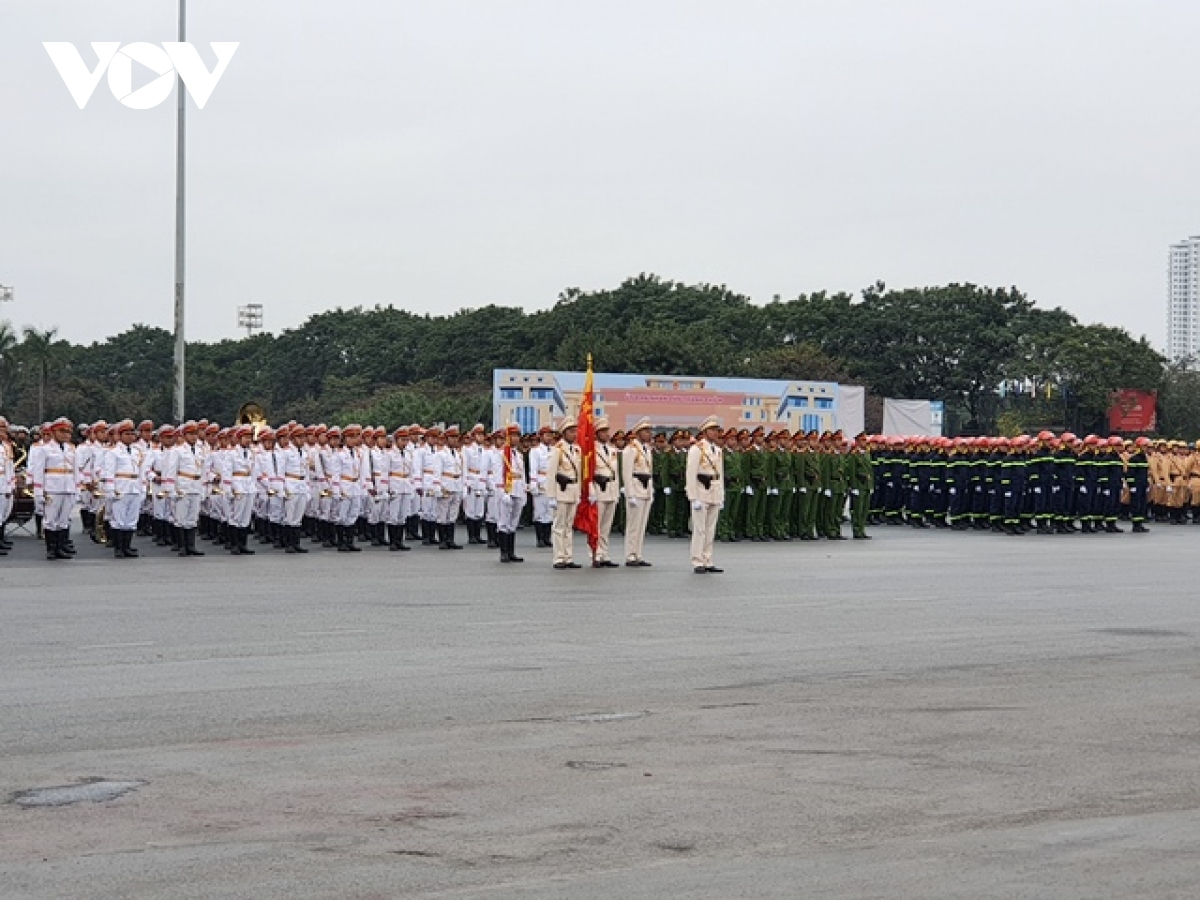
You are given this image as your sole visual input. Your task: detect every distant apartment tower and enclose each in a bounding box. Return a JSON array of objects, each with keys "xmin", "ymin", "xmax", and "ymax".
[{"xmin": 1168, "ymin": 236, "xmax": 1200, "ymax": 361}]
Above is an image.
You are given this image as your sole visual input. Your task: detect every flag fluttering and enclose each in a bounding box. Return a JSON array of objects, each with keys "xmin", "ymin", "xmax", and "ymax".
[{"xmin": 573, "ymin": 354, "xmax": 599, "ymax": 560}]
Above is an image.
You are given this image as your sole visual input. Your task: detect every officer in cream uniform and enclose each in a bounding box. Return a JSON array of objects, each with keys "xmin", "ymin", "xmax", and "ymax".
[
  {"xmin": 686, "ymin": 416, "xmax": 725, "ymax": 574},
  {"xmin": 591, "ymin": 418, "xmax": 621, "ymax": 568},
  {"xmin": 547, "ymin": 417, "xmax": 583, "ymax": 569},
  {"xmin": 621, "ymin": 417, "xmax": 654, "ymax": 567}
]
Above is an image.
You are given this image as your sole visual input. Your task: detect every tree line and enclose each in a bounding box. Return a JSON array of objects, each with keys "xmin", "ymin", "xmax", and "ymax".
[{"xmin": 0, "ymin": 274, "xmax": 1182, "ymax": 436}]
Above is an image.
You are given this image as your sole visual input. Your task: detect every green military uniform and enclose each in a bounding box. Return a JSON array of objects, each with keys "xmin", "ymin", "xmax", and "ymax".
[
  {"xmin": 769, "ymin": 441, "xmax": 794, "ymax": 540},
  {"xmin": 665, "ymin": 441, "xmax": 689, "ymax": 537},
  {"xmin": 742, "ymin": 440, "xmax": 769, "ymax": 541},
  {"xmin": 718, "ymin": 436, "xmax": 745, "ymax": 541},
  {"xmin": 798, "ymin": 445, "xmax": 822, "ymax": 540},
  {"xmin": 821, "ymin": 443, "xmax": 848, "ymax": 539},
  {"xmin": 649, "ymin": 440, "xmax": 669, "ymax": 534},
  {"xmin": 845, "ymin": 444, "xmax": 874, "ymax": 538}
]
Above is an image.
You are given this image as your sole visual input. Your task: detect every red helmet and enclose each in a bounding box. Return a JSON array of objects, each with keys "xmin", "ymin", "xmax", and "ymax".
[
  {"xmin": 1135, "ymin": 436, "xmax": 1151, "ymax": 448},
  {"xmin": 1083, "ymin": 435, "xmax": 1100, "ymax": 447},
  {"xmin": 1061, "ymin": 432, "xmax": 1077, "ymax": 443},
  {"xmin": 1107, "ymin": 436, "xmax": 1123, "ymax": 447},
  {"xmin": 1038, "ymin": 430, "xmax": 1055, "ymax": 441}
]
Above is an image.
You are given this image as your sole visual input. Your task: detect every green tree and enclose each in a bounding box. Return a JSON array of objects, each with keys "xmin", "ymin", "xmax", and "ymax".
[{"xmin": 21, "ymin": 326, "xmax": 61, "ymax": 423}]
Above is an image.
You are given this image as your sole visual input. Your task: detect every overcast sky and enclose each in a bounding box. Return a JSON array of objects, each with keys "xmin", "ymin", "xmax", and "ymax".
[{"xmin": 1, "ymin": 0, "xmax": 1195, "ymax": 348}]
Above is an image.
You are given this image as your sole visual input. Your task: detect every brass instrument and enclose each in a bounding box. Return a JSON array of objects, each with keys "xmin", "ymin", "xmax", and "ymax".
[
  {"xmin": 237, "ymin": 402, "xmax": 269, "ymax": 438},
  {"xmin": 95, "ymin": 504, "xmax": 109, "ymax": 546}
]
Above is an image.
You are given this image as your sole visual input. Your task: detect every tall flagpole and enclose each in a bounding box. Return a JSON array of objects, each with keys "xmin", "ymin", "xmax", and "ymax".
[{"xmin": 172, "ymin": 0, "xmax": 187, "ymax": 422}]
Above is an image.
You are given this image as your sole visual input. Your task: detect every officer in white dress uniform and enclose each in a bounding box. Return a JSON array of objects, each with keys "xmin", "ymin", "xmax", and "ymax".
[
  {"xmin": 591, "ymin": 418, "xmax": 621, "ymax": 568},
  {"xmin": 622, "ymin": 417, "xmax": 655, "ymax": 567},
  {"xmin": 547, "ymin": 417, "xmax": 583, "ymax": 569},
  {"xmin": 686, "ymin": 416, "xmax": 726, "ymax": 574}
]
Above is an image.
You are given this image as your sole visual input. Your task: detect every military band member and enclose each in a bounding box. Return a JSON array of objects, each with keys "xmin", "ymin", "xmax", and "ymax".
[
  {"xmin": 100, "ymin": 420, "xmax": 144, "ymax": 558},
  {"xmin": 162, "ymin": 421, "xmax": 206, "ymax": 556},
  {"xmin": 0, "ymin": 417, "xmax": 14, "ymax": 554},
  {"xmin": 433, "ymin": 425, "xmax": 466, "ymax": 550},
  {"xmin": 384, "ymin": 427, "xmax": 413, "ymax": 551},
  {"xmin": 528, "ymin": 426, "xmax": 555, "ymax": 548},
  {"xmin": 334, "ymin": 424, "xmax": 367, "ymax": 552},
  {"xmin": 548, "ymin": 417, "xmax": 582, "ymax": 569},
  {"xmin": 686, "ymin": 416, "xmax": 724, "ymax": 574},
  {"xmin": 492, "ymin": 423, "xmax": 527, "ymax": 563},
  {"xmin": 591, "ymin": 418, "xmax": 621, "ymax": 568},
  {"xmin": 30, "ymin": 417, "xmax": 77, "ymax": 560},
  {"xmin": 462, "ymin": 424, "xmax": 489, "ymax": 545},
  {"xmin": 482, "ymin": 429, "xmax": 504, "ymax": 549},
  {"xmin": 622, "ymin": 417, "xmax": 655, "ymax": 567}
]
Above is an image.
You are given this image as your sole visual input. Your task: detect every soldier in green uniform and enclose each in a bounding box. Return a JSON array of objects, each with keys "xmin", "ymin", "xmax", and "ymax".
[
  {"xmin": 611, "ymin": 431, "xmax": 627, "ymax": 535},
  {"xmin": 742, "ymin": 428, "xmax": 769, "ymax": 541},
  {"xmin": 821, "ymin": 433, "xmax": 849, "ymax": 540},
  {"xmin": 717, "ymin": 429, "xmax": 744, "ymax": 541},
  {"xmin": 666, "ymin": 431, "xmax": 691, "ymax": 537},
  {"xmin": 649, "ymin": 432, "xmax": 670, "ymax": 535},
  {"xmin": 798, "ymin": 432, "xmax": 823, "ymax": 540},
  {"xmin": 769, "ymin": 430, "xmax": 795, "ymax": 540},
  {"xmin": 846, "ymin": 433, "xmax": 874, "ymax": 539}
]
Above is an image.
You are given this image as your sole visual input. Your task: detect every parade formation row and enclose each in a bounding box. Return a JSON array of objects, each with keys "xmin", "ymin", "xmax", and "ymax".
[{"xmin": 0, "ymin": 416, "xmax": 1180, "ymax": 572}]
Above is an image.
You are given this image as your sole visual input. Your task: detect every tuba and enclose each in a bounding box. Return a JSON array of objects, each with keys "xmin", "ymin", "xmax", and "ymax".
[{"xmin": 236, "ymin": 402, "xmax": 269, "ymax": 438}]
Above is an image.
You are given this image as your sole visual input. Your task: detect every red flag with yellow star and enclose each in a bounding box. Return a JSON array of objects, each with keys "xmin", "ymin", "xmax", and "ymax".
[{"xmin": 573, "ymin": 355, "xmax": 599, "ymax": 560}]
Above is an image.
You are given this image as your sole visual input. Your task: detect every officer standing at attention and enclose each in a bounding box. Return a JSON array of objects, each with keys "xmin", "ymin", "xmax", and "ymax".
[
  {"xmin": 591, "ymin": 418, "xmax": 621, "ymax": 568},
  {"xmin": 548, "ymin": 417, "xmax": 583, "ymax": 569},
  {"xmin": 621, "ymin": 417, "xmax": 655, "ymax": 567},
  {"xmin": 686, "ymin": 416, "xmax": 724, "ymax": 574},
  {"xmin": 846, "ymin": 433, "xmax": 874, "ymax": 539}
]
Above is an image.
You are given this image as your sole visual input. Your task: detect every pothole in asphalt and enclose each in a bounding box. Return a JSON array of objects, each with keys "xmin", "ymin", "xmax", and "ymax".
[
  {"xmin": 566, "ymin": 760, "xmax": 628, "ymax": 771},
  {"xmin": 571, "ymin": 712, "xmax": 647, "ymax": 723},
  {"xmin": 11, "ymin": 778, "xmax": 144, "ymax": 808}
]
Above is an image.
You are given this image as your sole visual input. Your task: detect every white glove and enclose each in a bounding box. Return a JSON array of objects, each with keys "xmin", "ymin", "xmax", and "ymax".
[
  {"xmin": 691, "ymin": 501, "xmax": 703, "ymax": 511},
  {"xmin": 663, "ymin": 487, "xmax": 672, "ymax": 496},
  {"xmin": 500, "ymin": 494, "xmax": 513, "ymax": 508},
  {"xmin": 548, "ymin": 499, "xmax": 558, "ymax": 510},
  {"xmin": 800, "ymin": 487, "xmax": 808, "ymax": 494},
  {"xmin": 769, "ymin": 488, "xmax": 779, "ymax": 496},
  {"xmin": 1081, "ymin": 487, "xmax": 1089, "ymax": 494},
  {"xmin": 851, "ymin": 489, "xmax": 860, "ymax": 496},
  {"xmin": 1033, "ymin": 487, "xmax": 1042, "ymax": 494},
  {"xmin": 1004, "ymin": 492, "xmax": 1012, "ymax": 498},
  {"xmin": 628, "ymin": 498, "xmax": 638, "ymax": 508},
  {"xmin": 745, "ymin": 486, "xmax": 754, "ymax": 496},
  {"xmin": 824, "ymin": 489, "xmax": 832, "ymax": 497},
  {"xmin": 948, "ymin": 488, "xmax": 957, "ymax": 496}
]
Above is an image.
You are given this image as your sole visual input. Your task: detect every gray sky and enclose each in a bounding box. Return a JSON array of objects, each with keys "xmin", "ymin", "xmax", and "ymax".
[{"xmin": 1, "ymin": 0, "xmax": 1195, "ymax": 347}]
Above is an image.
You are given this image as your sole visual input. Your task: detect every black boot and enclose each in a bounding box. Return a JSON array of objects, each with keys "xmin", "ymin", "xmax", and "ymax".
[
  {"xmin": 125, "ymin": 530, "xmax": 140, "ymax": 557},
  {"xmin": 1132, "ymin": 522, "xmax": 1149, "ymax": 533},
  {"xmin": 1106, "ymin": 522, "xmax": 1123, "ymax": 533},
  {"xmin": 240, "ymin": 526, "xmax": 256, "ymax": 554},
  {"xmin": 292, "ymin": 525, "xmax": 309, "ymax": 553},
  {"xmin": 45, "ymin": 530, "xmax": 62, "ymax": 560},
  {"xmin": 486, "ymin": 521, "xmax": 499, "ymax": 549},
  {"xmin": 389, "ymin": 524, "xmax": 410, "ymax": 551},
  {"xmin": 446, "ymin": 523, "xmax": 462, "ymax": 550},
  {"xmin": 185, "ymin": 528, "xmax": 205, "ymax": 556},
  {"xmin": 507, "ymin": 531, "xmax": 523, "ymax": 563}
]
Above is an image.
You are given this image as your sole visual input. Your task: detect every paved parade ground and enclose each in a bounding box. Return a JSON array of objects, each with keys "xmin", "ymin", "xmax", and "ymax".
[{"xmin": 2, "ymin": 525, "xmax": 1199, "ymax": 899}]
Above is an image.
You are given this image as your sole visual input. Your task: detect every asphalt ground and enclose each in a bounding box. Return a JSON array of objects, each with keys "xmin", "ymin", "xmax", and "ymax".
[{"xmin": 2, "ymin": 520, "xmax": 1198, "ymax": 899}]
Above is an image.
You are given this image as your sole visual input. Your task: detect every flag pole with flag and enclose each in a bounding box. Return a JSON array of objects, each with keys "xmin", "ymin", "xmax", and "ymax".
[{"xmin": 573, "ymin": 354, "xmax": 599, "ymax": 562}]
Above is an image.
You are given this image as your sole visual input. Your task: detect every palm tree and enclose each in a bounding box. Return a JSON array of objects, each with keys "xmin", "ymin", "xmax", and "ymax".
[
  {"xmin": 22, "ymin": 326, "xmax": 59, "ymax": 423},
  {"xmin": 0, "ymin": 321, "xmax": 17, "ymax": 407}
]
